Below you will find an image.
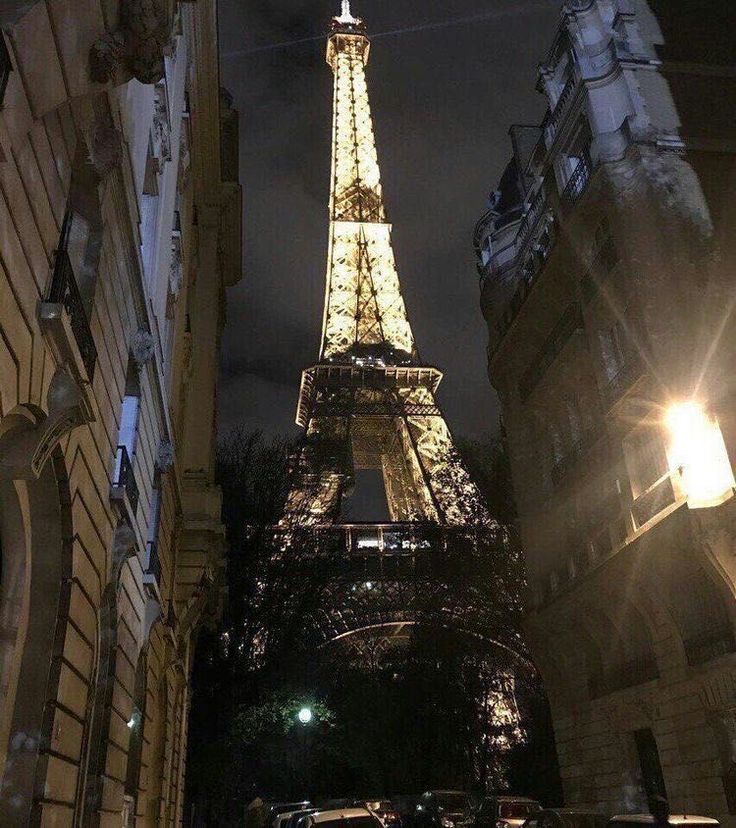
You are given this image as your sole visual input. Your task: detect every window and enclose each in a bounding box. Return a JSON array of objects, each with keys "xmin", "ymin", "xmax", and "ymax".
[
  {"xmin": 114, "ymin": 359, "xmax": 141, "ymax": 488},
  {"xmin": 633, "ymin": 727, "xmax": 667, "ymax": 800},
  {"xmin": 624, "ymin": 428, "xmax": 668, "ymax": 498},
  {"xmin": 598, "ymin": 321, "xmax": 626, "ymax": 382}
]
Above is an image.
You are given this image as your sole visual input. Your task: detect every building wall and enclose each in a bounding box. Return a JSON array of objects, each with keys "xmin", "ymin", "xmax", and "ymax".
[
  {"xmin": 474, "ymin": 1, "xmax": 736, "ymax": 823},
  {"xmin": 0, "ymin": 0, "xmax": 241, "ymax": 824}
]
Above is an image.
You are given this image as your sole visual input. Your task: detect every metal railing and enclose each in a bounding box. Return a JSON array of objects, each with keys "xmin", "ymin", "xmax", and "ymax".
[
  {"xmin": 0, "ymin": 33, "xmax": 11, "ymax": 110},
  {"xmin": 113, "ymin": 445, "xmax": 139, "ymax": 513},
  {"xmin": 561, "ymin": 152, "xmax": 593, "ymax": 208},
  {"xmin": 47, "ymin": 249, "xmax": 98, "ymax": 381},
  {"xmin": 516, "ymin": 184, "xmax": 548, "ymax": 253},
  {"xmin": 546, "ymin": 71, "xmax": 578, "ymax": 142}
]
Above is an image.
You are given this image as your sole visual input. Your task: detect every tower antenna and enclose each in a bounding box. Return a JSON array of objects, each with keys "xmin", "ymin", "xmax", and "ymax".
[{"xmin": 336, "ymin": 0, "xmax": 358, "ymax": 23}]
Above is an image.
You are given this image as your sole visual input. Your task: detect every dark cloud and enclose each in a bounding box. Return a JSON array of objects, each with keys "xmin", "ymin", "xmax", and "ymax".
[{"xmin": 218, "ymin": 0, "xmax": 560, "ymax": 440}]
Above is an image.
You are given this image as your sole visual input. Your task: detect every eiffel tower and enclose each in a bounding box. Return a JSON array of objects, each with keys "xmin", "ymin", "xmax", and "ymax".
[
  {"xmin": 286, "ymin": 1, "xmax": 490, "ymax": 528},
  {"xmin": 280, "ymin": 3, "xmax": 513, "ymax": 658}
]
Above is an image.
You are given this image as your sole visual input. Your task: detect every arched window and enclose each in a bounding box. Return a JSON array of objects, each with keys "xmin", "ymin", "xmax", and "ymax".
[
  {"xmin": 664, "ymin": 557, "xmax": 735, "ymax": 666},
  {"xmin": 0, "ymin": 449, "xmax": 72, "ymax": 824},
  {"xmin": 0, "ymin": 482, "xmax": 26, "ymax": 719},
  {"xmin": 114, "ymin": 359, "xmax": 142, "ymax": 498},
  {"xmin": 78, "ymin": 585, "xmax": 118, "ymax": 825},
  {"xmin": 124, "ymin": 651, "xmax": 148, "ymax": 817}
]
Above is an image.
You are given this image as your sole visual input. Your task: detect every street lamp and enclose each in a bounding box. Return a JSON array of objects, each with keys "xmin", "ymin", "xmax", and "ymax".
[
  {"xmin": 665, "ymin": 400, "xmax": 735, "ymax": 508},
  {"xmin": 297, "ymin": 706, "xmax": 313, "ymax": 725}
]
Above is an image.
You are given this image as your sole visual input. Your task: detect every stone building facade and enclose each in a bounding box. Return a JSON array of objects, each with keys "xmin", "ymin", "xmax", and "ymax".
[
  {"xmin": 0, "ymin": 0, "xmax": 241, "ymax": 824},
  {"xmin": 474, "ymin": 1, "xmax": 736, "ymax": 823}
]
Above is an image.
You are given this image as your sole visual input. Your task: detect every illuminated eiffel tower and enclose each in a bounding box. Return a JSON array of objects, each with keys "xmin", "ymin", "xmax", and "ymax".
[{"xmin": 285, "ymin": 2, "xmax": 491, "ymax": 531}]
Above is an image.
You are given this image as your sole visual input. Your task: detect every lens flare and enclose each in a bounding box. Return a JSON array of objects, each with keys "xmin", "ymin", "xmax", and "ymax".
[{"xmin": 665, "ymin": 401, "xmax": 735, "ymax": 508}]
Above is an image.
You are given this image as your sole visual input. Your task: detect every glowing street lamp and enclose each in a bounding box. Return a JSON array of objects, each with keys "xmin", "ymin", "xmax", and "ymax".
[
  {"xmin": 297, "ymin": 706, "xmax": 313, "ymax": 725},
  {"xmin": 665, "ymin": 400, "xmax": 735, "ymax": 508}
]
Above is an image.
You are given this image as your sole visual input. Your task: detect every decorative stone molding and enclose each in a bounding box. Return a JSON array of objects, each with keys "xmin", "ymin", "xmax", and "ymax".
[
  {"xmin": 156, "ymin": 439, "xmax": 175, "ymax": 472},
  {"xmin": 87, "ymin": 119, "xmax": 124, "ymax": 178},
  {"xmin": 89, "ymin": 0, "xmax": 181, "ymax": 86},
  {"xmin": 153, "ymin": 81, "xmax": 172, "ymax": 162},
  {"xmin": 0, "ymin": 370, "xmax": 91, "ymax": 482},
  {"xmin": 111, "ymin": 520, "xmax": 137, "ymax": 587},
  {"xmin": 132, "ymin": 329, "xmax": 155, "ymax": 366}
]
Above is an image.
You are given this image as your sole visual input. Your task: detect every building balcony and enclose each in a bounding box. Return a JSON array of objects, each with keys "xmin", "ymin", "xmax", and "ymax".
[
  {"xmin": 39, "ymin": 248, "xmax": 98, "ymax": 383},
  {"xmin": 544, "ymin": 68, "xmax": 580, "ymax": 146},
  {"xmin": 111, "ymin": 445, "xmax": 140, "ymax": 516},
  {"xmin": 561, "ymin": 152, "xmax": 594, "ymax": 209}
]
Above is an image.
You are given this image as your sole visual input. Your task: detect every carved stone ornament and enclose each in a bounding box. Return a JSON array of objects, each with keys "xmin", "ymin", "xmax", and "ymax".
[
  {"xmin": 156, "ymin": 439, "xmax": 175, "ymax": 472},
  {"xmin": 88, "ymin": 119, "xmax": 124, "ymax": 178},
  {"xmin": 89, "ymin": 0, "xmax": 179, "ymax": 86},
  {"xmin": 153, "ymin": 82, "xmax": 172, "ymax": 162},
  {"xmin": 89, "ymin": 31, "xmax": 127, "ymax": 85},
  {"xmin": 132, "ymin": 329, "xmax": 155, "ymax": 366}
]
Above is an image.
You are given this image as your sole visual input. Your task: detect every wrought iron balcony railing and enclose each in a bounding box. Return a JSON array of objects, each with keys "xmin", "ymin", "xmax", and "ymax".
[
  {"xmin": 0, "ymin": 33, "xmax": 11, "ymax": 110},
  {"xmin": 47, "ymin": 249, "xmax": 98, "ymax": 381},
  {"xmin": 545, "ymin": 70, "xmax": 579, "ymax": 144},
  {"xmin": 561, "ymin": 152, "xmax": 593, "ymax": 208},
  {"xmin": 683, "ymin": 625, "xmax": 735, "ymax": 667},
  {"xmin": 112, "ymin": 445, "xmax": 139, "ymax": 513}
]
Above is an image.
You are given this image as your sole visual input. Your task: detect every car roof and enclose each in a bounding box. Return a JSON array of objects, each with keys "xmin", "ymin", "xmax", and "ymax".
[
  {"xmin": 610, "ymin": 817, "xmax": 718, "ymax": 825},
  {"xmin": 311, "ymin": 809, "xmax": 375, "ymax": 823}
]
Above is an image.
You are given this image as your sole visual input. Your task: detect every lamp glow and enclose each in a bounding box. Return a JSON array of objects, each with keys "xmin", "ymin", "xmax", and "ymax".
[
  {"xmin": 665, "ymin": 401, "xmax": 735, "ymax": 508},
  {"xmin": 297, "ymin": 707, "xmax": 313, "ymax": 724}
]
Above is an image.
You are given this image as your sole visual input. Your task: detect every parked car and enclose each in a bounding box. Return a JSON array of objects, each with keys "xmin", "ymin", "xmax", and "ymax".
[
  {"xmin": 282, "ymin": 809, "xmax": 321, "ymax": 828},
  {"xmin": 475, "ymin": 796, "xmax": 541, "ymax": 828},
  {"xmin": 269, "ymin": 802, "xmax": 313, "ymax": 828},
  {"xmin": 609, "ymin": 816, "xmax": 719, "ymax": 828},
  {"xmin": 523, "ymin": 809, "xmax": 608, "ymax": 828},
  {"xmin": 416, "ymin": 791, "xmax": 473, "ymax": 828},
  {"xmin": 355, "ymin": 800, "xmax": 403, "ymax": 827},
  {"xmin": 300, "ymin": 807, "xmax": 384, "ymax": 828}
]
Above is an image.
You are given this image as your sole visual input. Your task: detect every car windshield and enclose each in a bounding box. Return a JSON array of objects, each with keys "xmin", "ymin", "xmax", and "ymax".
[
  {"xmin": 499, "ymin": 803, "xmax": 541, "ymax": 820},
  {"xmin": 436, "ymin": 794, "xmax": 470, "ymax": 812}
]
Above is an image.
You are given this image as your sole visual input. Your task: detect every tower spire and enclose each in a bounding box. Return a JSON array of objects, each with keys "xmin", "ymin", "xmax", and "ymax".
[{"xmin": 336, "ymin": 0, "xmax": 357, "ymax": 23}]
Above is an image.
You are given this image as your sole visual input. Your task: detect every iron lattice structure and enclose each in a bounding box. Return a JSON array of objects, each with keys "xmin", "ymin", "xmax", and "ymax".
[{"xmin": 282, "ymin": 3, "xmax": 514, "ymax": 656}]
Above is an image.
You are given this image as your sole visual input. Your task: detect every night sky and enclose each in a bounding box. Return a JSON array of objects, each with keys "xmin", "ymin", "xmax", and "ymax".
[{"xmin": 217, "ymin": 0, "xmax": 560, "ymax": 441}]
